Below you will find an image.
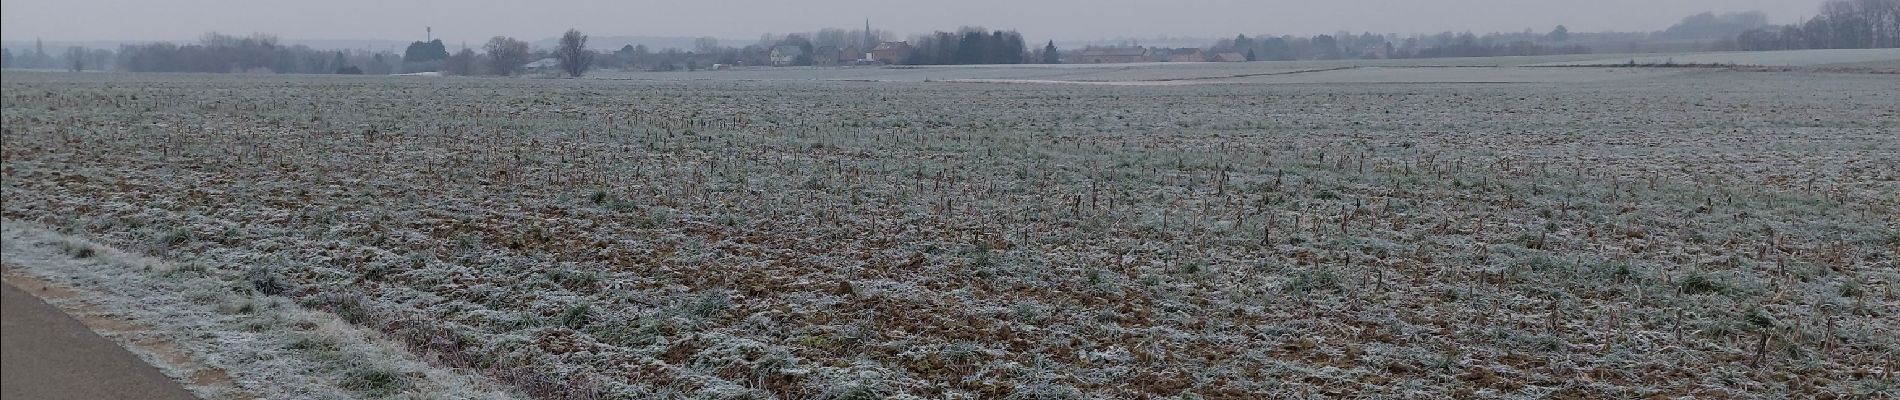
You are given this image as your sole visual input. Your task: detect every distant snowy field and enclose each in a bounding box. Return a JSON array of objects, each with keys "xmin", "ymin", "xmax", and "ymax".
[
  {"xmin": 587, "ymin": 49, "xmax": 1900, "ymax": 84},
  {"xmin": 1529, "ymin": 48, "xmax": 1900, "ymax": 67}
]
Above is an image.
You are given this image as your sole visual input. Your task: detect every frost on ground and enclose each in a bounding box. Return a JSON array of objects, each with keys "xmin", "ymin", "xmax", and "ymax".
[
  {"xmin": 588, "ymin": 49, "xmax": 1900, "ymax": 83},
  {"xmin": 1529, "ymin": 48, "xmax": 1900, "ymax": 68},
  {"xmin": 0, "ymin": 221, "xmax": 521, "ymax": 400},
  {"xmin": 1, "ymin": 68, "xmax": 1896, "ymax": 399}
]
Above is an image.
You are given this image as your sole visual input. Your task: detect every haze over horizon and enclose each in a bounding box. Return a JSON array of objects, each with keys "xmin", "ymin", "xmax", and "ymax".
[{"xmin": 2, "ymin": 0, "xmax": 1828, "ymax": 45}]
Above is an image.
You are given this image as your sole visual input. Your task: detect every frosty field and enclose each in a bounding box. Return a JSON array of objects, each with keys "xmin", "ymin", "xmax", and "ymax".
[
  {"xmin": 1530, "ymin": 48, "xmax": 1900, "ymax": 68},
  {"xmin": 2, "ymin": 66, "xmax": 1896, "ymax": 398},
  {"xmin": 591, "ymin": 49, "xmax": 1900, "ymax": 84}
]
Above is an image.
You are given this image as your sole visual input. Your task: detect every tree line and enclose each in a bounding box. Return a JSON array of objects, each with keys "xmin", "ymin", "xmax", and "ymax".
[
  {"xmin": 2, "ymin": 39, "xmax": 115, "ymax": 71},
  {"xmin": 1732, "ymin": 0, "xmax": 1900, "ymax": 51},
  {"xmin": 1, "ymin": 33, "xmax": 414, "ymax": 74},
  {"xmin": 1202, "ymin": 28, "xmax": 1591, "ymax": 62},
  {"xmin": 6, "ymin": 4, "xmax": 1894, "ymax": 76},
  {"xmin": 0, "ymin": 32, "xmax": 580, "ymax": 76},
  {"xmin": 904, "ymin": 28, "xmax": 1027, "ymax": 65},
  {"xmin": 1, "ymin": 25, "xmax": 1025, "ymax": 75},
  {"xmin": 114, "ymin": 33, "xmax": 409, "ymax": 74}
]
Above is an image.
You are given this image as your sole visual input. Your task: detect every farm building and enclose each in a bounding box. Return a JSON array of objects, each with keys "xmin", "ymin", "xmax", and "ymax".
[
  {"xmin": 870, "ymin": 42, "xmax": 911, "ymax": 64},
  {"xmin": 1166, "ymin": 49, "xmax": 1206, "ymax": 62},
  {"xmin": 523, "ymin": 57, "xmax": 559, "ymax": 72},
  {"xmin": 770, "ymin": 46, "xmax": 806, "ymax": 66},
  {"xmin": 1073, "ymin": 47, "xmax": 1151, "ymax": 64},
  {"xmin": 1212, "ymin": 52, "xmax": 1248, "ymax": 62}
]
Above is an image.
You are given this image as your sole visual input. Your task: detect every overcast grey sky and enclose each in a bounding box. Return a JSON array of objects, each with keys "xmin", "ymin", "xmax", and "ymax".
[{"xmin": 2, "ymin": 0, "xmax": 1828, "ymax": 44}]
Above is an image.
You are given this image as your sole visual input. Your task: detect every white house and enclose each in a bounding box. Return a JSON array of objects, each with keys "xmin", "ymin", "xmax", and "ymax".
[
  {"xmin": 523, "ymin": 57, "xmax": 559, "ymax": 73},
  {"xmin": 769, "ymin": 46, "xmax": 805, "ymax": 67}
]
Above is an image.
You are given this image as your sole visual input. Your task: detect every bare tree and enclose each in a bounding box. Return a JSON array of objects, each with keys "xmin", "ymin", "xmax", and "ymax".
[
  {"xmin": 483, "ymin": 36, "xmax": 531, "ymax": 76},
  {"xmin": 444, "ymin": 48, "xmax": 476, "ymax": 75},
  {"xmin": 555, "ymin": 29, "xmax": 594, "ymax": 77},
  {"xmin": 1741, "ymin": 0, "xmax": 1900, "ymax": 50},
  {"xmin": 694, "ymin": 37, "xmax": 721, "ymax": 54},
  {"xmin": 1822, "ymin": 0, "xmax": 1864, "ymax": 48},
  {"xmin": 65, "ymin": 46, "xmax": 86, "ymax": 71},
  {"xmin": 1858, "ymin": 0, "xmax": 1900, "ymax": 47}
]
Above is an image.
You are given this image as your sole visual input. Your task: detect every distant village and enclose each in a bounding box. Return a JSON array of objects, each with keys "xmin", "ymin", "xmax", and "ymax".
[
  {"xmin": 8, "ymin": 8, "xmax": 1891, "ymax": 76},
  {"xmin": 759, "ymin": 40, "xmax": 917, "ymax": 67},
  {"xmin": 750, "ymin": 43, "xmax": 1247, "ymax": 67}
]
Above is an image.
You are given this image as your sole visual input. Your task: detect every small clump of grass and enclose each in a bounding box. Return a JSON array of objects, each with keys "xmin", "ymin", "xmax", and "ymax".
[
  {"xmin": 339, "ymin": 365, "xmax": 411, "ymax": 397},
  {"xmin": 799, "ymin": 334, "xmax": 840, "ymax": 352},
  {"xmin": 1839, "ymin": 280, "xmax": 1862, "ymax": 298},
  {"xmin": 590, "ymin": 317, "xmax": 664, "ymax": 347},
  {"xmin": 244, "ymin": 266, "xmax": 289, "ymax": 296},
  {"xmin": 798, "ymin": 176, "xmax": 827, "ymax": 190},
  {"xmin": 163, "ymin": 262, "xmax": 209, "ymax": 277},
  {"xmin": 306, "ymin": 292, "xmax": 373, "ymax": 325},
  {"xmin": 686, "ymin": 291, "xmax": 733, "ymax": 320},
  {"xmin": 1287, "ymin": 268, "xmax": 1342, "ymax": 294},
  {"xmin": 287, "ymin": 334, "xmax": 342, "ymax": 352},
  {"xmin": 1179, "ymin": 261, "xmax": 1202, "ymax": 275},
  {"xmin": 826, "ymin": 383, "xmax": 886, "ymax": 400},
  {"xmin": 230, "ymin": 299, "xmax": 258, "ymax": 314},
  {"xmin": 548, "ymin": 267, "xmax": 599, "ymax": 291},
  {"xmin": 156, "ymin": 228, "xmax": 193, "ymax": 249},
  {"xmin": 560, "ymin": 303, "xmax": 592, "ymax": 329},
  {"xmin": 1678, "ymin": 271, "xmax": 1730, "ymax": 296},
  {"xmin": 58, "ymin": 240, "xmax": 97, "ymax": 258}
]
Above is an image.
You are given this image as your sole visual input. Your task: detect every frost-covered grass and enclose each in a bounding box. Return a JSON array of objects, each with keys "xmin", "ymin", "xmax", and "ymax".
[
  {"xmin": 2, "ymin": 70, "xmax": 1896, "ymax": 398},
  {"xmin": 0, "ymin": 222, "xmax": 522, "ymax": 399}
]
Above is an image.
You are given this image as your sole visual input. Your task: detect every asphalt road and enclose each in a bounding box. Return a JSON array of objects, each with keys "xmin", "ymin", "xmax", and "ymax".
[{"xmin": 1, "ymin": 281, "xmax": 198, "ymax": 400}]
